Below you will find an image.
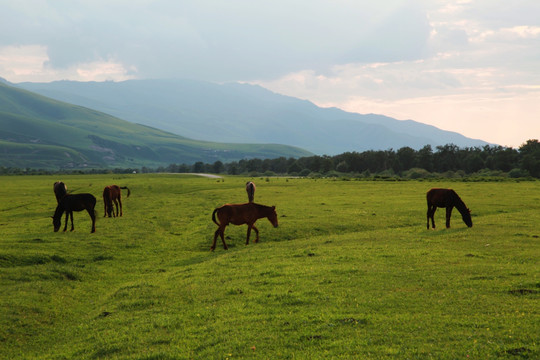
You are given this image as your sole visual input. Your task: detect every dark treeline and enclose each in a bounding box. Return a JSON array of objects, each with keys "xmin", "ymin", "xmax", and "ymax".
[
  {"xmin": 154, "ymin": 140, "xmax": 540, "ymax": 179},
  {"xmin": 2, "ymin": 140, "xmax": 539, "ymax": 179}
]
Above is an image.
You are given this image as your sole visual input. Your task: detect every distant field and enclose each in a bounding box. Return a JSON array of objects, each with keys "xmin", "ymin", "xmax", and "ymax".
[{"xmin": 0, "ymin": 174, "xmax": 538, "ymax": 359}]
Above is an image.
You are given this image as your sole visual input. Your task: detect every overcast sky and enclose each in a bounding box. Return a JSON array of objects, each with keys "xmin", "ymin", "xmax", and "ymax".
[{"xmin": 1, "ymin": 0, "xmax": 539, "ymax": 148}]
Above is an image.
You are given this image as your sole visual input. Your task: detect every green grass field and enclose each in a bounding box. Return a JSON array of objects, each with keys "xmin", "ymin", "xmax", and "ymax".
[{"xmin": 0, "ymin": 174, "xmax": 538, "ymax": 359}]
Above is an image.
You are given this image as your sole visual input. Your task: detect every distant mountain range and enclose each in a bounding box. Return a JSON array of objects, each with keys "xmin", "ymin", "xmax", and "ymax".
[
  {"xmin": 16, "ymin": 79, "xmax": 491, "ymax": 155},
  {"xmin": 0, "ymin": 80, "xmax": 311, "ymax": 169}
]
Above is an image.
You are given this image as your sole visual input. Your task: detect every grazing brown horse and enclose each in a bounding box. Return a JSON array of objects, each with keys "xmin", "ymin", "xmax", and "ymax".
[
  {"xmin": 103, "ymin": 185, "xmax": 130, "ymax": 217},
  {"xmin": 246, "ymin": 181, "xmax": 256, "ymax": 202},
  {"xmin": 53, "ymin": 181, "xmax": 67, "ymax": 203},
  {"xmin": 52, "ymin": 193, "xmax": 97, "ymax": 233},
  {"xmin": 426, "ymin": 188, "xmax": 472, "ymax": 229},
  {"xmin": 211, "ymin": 202, "xmax": 278, "ymax": 251}
]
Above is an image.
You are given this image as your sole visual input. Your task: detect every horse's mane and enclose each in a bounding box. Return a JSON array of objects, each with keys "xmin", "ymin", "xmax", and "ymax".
[{"xmin": 450, "ymin": 190, "xmax": 469, "ymax": 214}]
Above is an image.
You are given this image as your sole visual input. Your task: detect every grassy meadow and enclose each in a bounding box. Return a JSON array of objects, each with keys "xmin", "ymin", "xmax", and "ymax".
[{"xmin": 0, "ymin": 174, "xmax": 538, "ymax": 359}]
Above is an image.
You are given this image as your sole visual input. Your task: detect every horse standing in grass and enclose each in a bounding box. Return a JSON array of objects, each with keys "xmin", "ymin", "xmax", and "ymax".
[
  {"xmin": 53, "ymin": 181, "xmax": 67, "ymax": 203},
  {"xmin": 52, "ymin": 193, "xmax": 97, "ymax": 233},
  {"xmin": 246, "ymin": 181, "xmax": 256, "ymax": 202},
  {"xmin": 103, "ymin": 185, "xmax": 130, "ymax": 217},
  {"xmin": 426, "ymin": 188, "xmax": 472, "ymax": 229},
  {"xmin": 211, "ymin": 202, "xmax": 278, "ymax": 251}
]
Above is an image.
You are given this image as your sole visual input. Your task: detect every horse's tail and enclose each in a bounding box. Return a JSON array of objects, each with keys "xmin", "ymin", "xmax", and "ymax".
[
  {"xmin": 212, "ymin": 208, "xmax": 220, "ymax": 226},
  {"xmin": 120, "ymin": 186, "xmax": 131, "ymax": 198}
]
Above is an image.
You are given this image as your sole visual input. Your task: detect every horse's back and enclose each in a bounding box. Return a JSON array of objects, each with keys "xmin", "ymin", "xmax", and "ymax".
[
  {"xmin": 63, "ymin": 193, "xmax": 96, "ymax": 211},
  {"xmin": 216, "ymin": 203, "xmax": 258, "ymax": 225},
  {"xmin": 427, "ymin": 188, "xmax": 455, "ymax": 206},
  {"xmin": 104, "ymin": 185, "xmax": 125, "ymax": 199}
]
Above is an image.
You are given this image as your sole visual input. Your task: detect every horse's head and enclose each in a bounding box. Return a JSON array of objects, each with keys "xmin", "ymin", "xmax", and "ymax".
[
  {"xmin": 462, "ymin": 208, "xmax": 473, "ymax": 227},
  {"xmin": 52, "ymin": 216, "xmax": 61, "ymax": 232},
  {"xmin": 267, "ymin": 206, "xmax": 279, "ymax": 228}
]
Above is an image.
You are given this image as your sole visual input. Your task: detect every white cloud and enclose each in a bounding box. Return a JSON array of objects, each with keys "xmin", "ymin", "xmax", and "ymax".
[
  {"xmin": 0, "ymin": 45, "xmax": 135, "ymax": 82},
  {"xmin": 0, "ymin": 45, "xmax": 49, "ymax": 77}
]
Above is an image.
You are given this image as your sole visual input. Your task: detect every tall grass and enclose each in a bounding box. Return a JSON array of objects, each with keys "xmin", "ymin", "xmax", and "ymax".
[{"xmin": 0, "ymin": 175, "xmax": 538, "ymax": 359}]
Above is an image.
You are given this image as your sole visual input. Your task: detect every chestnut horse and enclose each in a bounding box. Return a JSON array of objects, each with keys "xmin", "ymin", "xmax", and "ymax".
[
  {"xmin": 53, "ymin": 181, "xmax": 67, "ymax": 203},
  {"xmin": 211, "ymin": 202, "xmax": 278, "ymax": 251},
  {"xmin": 246, "ymin": 181, "xmax": 256, "ymax": 202},
  {"xmin": 103, "ymin": 185, "xmax": 130, "ymax": 217},
  {"xmin": 52, "ymin": 193, "xmax": 97, "ymax": 233},
  {"xmin": 426, "ymin": 188, "xmax": 472, "ymax": 229}
]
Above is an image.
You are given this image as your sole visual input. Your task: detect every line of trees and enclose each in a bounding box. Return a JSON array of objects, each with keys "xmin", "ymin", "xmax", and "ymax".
[
  {"xmin": 149, "ymin": 140, "xmax": 540, "ymax": 179},
  {"xmin": 2, "ymin": 140, "xmax": 539, "ymax": 179}
]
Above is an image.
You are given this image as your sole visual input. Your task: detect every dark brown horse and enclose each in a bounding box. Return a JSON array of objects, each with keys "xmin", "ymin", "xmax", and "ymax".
[
  {"xmin": 246, "ymin": 181, "xmax": 256, "ymax": 202},
  {"xmin": 211, "ymin": 202, "xmax": 278, "ymax": 251},
  {"xmin": 52, "ymin": 193, "xmax": 97, "ymax": 233},
  {"xmin": 426, "ymin": 188, "xmax": 472, "ymax": 229},
  {"xmin": 53, "ymin": 181, "xmax": 67, "ymax": 203},
  {"xmin": 103, "ymin": 185, "xmax": 130, "ymax": 217}
]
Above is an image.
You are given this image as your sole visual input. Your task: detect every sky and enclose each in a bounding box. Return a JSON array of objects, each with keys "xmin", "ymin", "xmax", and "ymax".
[{"xmin": 1, "ymin": 0, "xmax": 539, "ymax": 148}]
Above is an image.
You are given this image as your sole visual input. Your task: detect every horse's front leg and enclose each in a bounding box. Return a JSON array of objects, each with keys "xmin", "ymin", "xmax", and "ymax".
[
  {"xmin": 252, "ymin": 225, "xmax": 259, "ymax": 243},
  {"xmin": 63, "ymin": 211, "xmax": 69, "ymax": 232},
  {"xmin": 445, "ymin": 207, "xmax": 453, "ymax": 228},
  {"xmin": 427, "ymin": 206, "xmax": 436, "ymax": 229},
  {"xmin": 246, "ymin": 225, "xmax": 252, "ymax": 245}
]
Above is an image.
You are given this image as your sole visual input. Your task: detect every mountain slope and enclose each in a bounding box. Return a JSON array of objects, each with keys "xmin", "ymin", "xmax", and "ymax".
[
  {"xmin": 0, "ymin": 82, "xmax": 312, "ymax": 169},
  {"xmin": 17, "ymin": 79, "xmax": 492, "ymax": 154}
]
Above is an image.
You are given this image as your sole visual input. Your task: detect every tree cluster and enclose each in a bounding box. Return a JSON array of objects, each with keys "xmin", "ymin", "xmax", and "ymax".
[
  {"xmin": 153, "ymin": 140, "xmax": 540, "ymax": 179},
  {"xmin": 2, "ymin": 140, "xmax": 539, "ymax": 179}
]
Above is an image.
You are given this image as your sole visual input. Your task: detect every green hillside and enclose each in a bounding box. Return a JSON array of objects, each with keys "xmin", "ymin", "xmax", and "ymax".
[{"xmin": 0, "ymin": 81, "xmax": 312, "ymax": 169}]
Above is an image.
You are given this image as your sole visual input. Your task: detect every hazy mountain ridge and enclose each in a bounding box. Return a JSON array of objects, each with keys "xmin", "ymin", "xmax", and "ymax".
[
  {"xmin": 17, "ymin": 79, "xmax": 492, "ymax": 154},
  {"xmin": 0, "ymin": 81, "xmax": 312, "ymax": 169}
]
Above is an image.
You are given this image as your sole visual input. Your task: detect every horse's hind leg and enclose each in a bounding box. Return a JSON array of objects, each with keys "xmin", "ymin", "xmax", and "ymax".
[
  {"xmin": 211, "ymin": 226, "xmax": 227, "ymax": 251},
  {"xmin": 219, "ymin": 226, "xmax": 228, "ymax": 249},
  {"xmin": 118, "ymin": 198, "xmax": 123, "ymax": 216},
  {"xmin": 211, "ymin": 229, "xmax": 219, "ymax": 251},
  {"xmin": 69, "ymin": 212, "xmax": 75, "ymax": 231},
  {"xmin": 87, "ymin": 208, "xmax": 96, "ymax": 233}
]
